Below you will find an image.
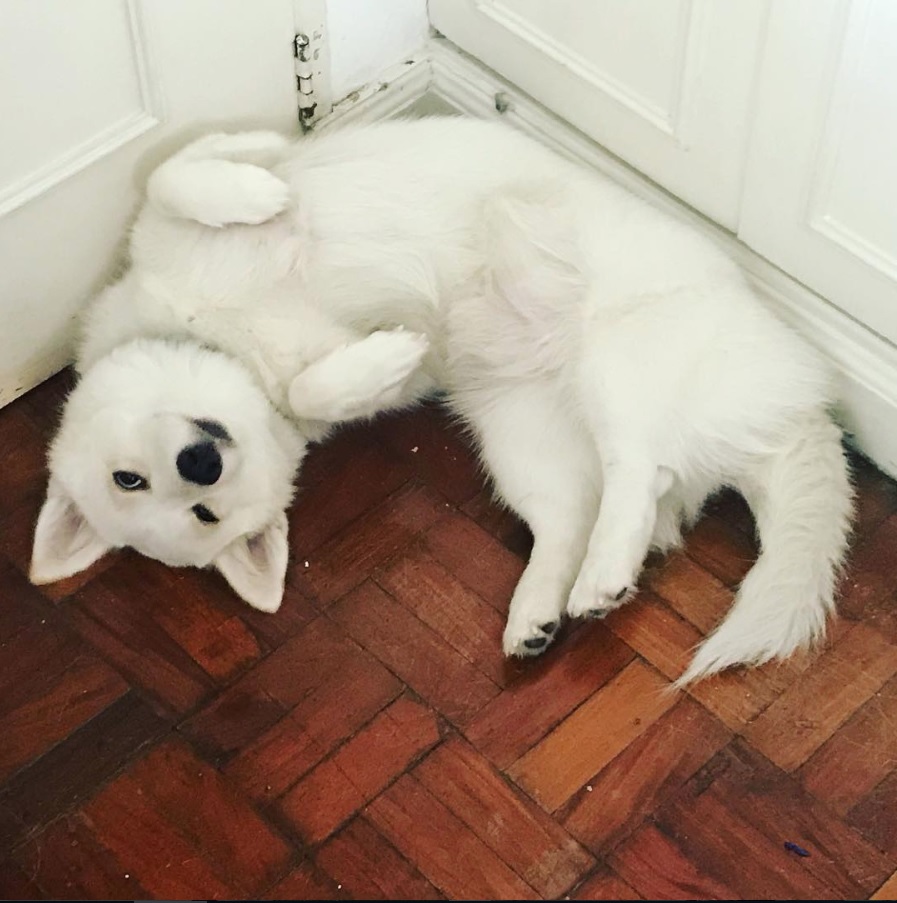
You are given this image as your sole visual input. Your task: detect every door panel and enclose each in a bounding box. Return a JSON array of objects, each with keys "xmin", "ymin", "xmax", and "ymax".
[
  {"xmin": 429, "ymin": 0, "xmax": 768, "ymax": 228},
  {"xmin": 0, "ymin": 0, "xmax": 299, "ymax": 405},
  {"xmin": 739, "ymin": 0, "xmax": 897, "ymax": 346}
]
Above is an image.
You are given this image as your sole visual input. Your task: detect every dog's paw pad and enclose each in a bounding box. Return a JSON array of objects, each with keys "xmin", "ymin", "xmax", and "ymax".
[
  {"xmin": 503, "ymin": 616, "xmax": 561, "ymax": 658},
  {"xmin": 567, "ymin": 576, "xmax": 637, "ymax": 620}
]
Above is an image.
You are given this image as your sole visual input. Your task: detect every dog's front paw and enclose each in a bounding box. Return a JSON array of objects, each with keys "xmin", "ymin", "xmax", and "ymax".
[
  {"xmin": 357, "ymin": 329, "xmax": 430, "ymax": 397},
  {"xmin": 288, "ymin": 330, "xmax": 429, "ymax": 423}
]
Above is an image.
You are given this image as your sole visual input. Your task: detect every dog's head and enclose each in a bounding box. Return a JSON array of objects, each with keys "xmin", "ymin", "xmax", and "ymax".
[{"xmin": 30, "ymin": 338, "xmax": 306, "ymax": 611}]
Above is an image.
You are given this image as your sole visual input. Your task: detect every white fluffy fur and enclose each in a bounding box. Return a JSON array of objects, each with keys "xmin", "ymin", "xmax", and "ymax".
[{"xmin": 33, "ymin": 118, "xmax": 854, "ymax": 684}]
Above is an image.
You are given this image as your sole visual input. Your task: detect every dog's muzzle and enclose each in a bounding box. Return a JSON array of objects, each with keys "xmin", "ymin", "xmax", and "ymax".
[{"xmin": 176, "ymin": 441, "xmax": 222, "ymax": 485}]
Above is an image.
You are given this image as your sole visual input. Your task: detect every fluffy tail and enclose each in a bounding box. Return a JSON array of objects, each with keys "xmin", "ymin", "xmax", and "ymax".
[
  {"xmin": 145, "ymin": 131, "xmax": 291, "ymax": 228},
  {"xmin": 675, "ymin": 412, "xmax": 854, "ymax": 687}
]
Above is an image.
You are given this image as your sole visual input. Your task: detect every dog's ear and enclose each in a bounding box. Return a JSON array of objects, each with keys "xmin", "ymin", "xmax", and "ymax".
[
  {"xmin": 30, "ymin": 479, "xmax": 112, "ymax": 584},
  {"xmin": 214, "ymin": 511, "xmax": 289, "ymax": 612}
]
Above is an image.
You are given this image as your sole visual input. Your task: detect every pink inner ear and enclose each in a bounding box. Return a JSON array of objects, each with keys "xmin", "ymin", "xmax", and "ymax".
[
  {"xmin": 30, "ymin": 489, "xmax": 112, "ymax": 584},
  {"xmin": 247, "ymin": 531, "xmax": 270, "ymax": 569},
  {"xmin": 213, "ymin": 512, "xmax": 288, "ymax": 613}
]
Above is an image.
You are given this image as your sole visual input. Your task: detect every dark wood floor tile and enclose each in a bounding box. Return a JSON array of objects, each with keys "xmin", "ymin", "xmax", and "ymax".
[
  {"xmin": 66, "ymin": 578, "xmax": 218, "ymax": 718},
  {"xmin": 683, "ymin": 512, "xmax": 759, "ymax": 588},
  {"xmin": 562, "ymin": 696, "xmax": 732, "ymax": 853},
  {"xmin": 801, "ymin": 674, "xmax": 897, "ymax": 815},
  {"xmin": 278, "ymin": 695, "xmax": 441, "ymax": 844},
  {"xmin": 263, "ymin": 858, "xmax": 344, "ymax": 900},
  {"xmin": 642, "ymin": 552, "xmax": 735, "ymax": 634},
  {"xmin": 193, "ymin": 616, "xmax": 400, "ymax": 781},
  {"xmin": 0, "ymin": 857, "xmax": 44, "ymax": 899},
  {"xmin": 289, "ymin": 421, "xmax": 414, "ymax": 556},
  {"xmin": 603, "ymin": 591, "xmax": 703, "ymax": 681},
  {"xmin": 422, "ymin": 511, "xmax": 526, "ymax": 611},
  {"xmin": 0, "ymin": 557, "xmax": 53, "ymax": 642},
  {"xmin": 414, "ymin": 737, "xmax": 595, "ymax": 898},
  {"xmin": 222, "ymin": 673, "xmax": 401, "ymax": 802},
  {"xmin": 291, "ymin": 482, "xmax": 449, "ymax": 606},
  {"xmin": 374, "ymin": 544, "xmax": 510, "ymax": 686},
  {"xmin": 508, "ymin": 660, "xmax": 678, "ymax": 813},
  {"xmin": 329, "ymin": 580, "xmax": 500, "ymax": 725},
  {"xmin": 657, "ymin": 741, "xmax": 893, "ymax": 899},
  {"xmin": 220, "ymin": 579, "xmax": 319, "ymax": 651},
  {"xmin": 609, "ymin": 822, "xmax": 740, "ymax": 901},
  {"xmin": 317, "ymin": 816, "xmax": 444, "ymax": 900},
  {"xmin": 16, "ymin": 368, "xmax": 75, "ymax": 439},
  {"xmin": 14, "ymin": 813, "xmax": 156, "ymax": 901},
  {"xmin": 840, "ymin": 512, "xmax": 897, "ymax": 620},
  {"xmin": 850, "ymin": 451, "xmax": 897, "ymax": 541},
  {"xmin": 570, "ymin": 865, "xmax": 643, "ymax": 900},
  {"xmin": 370, "ymin": 402, "xmax": 485, "ymax": 505},
  {"xmin": 0, "ymin": 693, "xmax": 167, "ymax": 847},
  {"xmin": 366, "ymin": 773, "xmax": 539, "ymax": 899},
  {"xmin": 871, "ymin": 869, "xmax": 897, "ymax": 900},
  {"xmin": 460, "ymin": 487, "xmax": 534, "ymax": 559},
  {"xmin": 848, "ymin": 768, "xmax": 897, "ymax": 858},
  {"xmin": 79, "ymin": 739, "xmax": 292, "ymax": 898},
  {"xmin": 463, "ymin": 621, "xmax": 634, "ymax": 769},
  {"xmin": 700, "ymin": 487, "xmax": 757, "ymax": 537},
  {"xmin": 0, "ymin": 403, "xmax": 47, "ymax": 525},
  {"xmin": 183, "ymin": 617, "xmax": 370, "ymax": 760},
  {"xmin": 79, "ymin": 557, "xmax": 263, "ymax": 681},
  {"xmin": 744, "ymin": 621, "xmax": 897, "ymax": 772},
  {"xmin": 0, "ymin": 613, "xmax": 128, "ymax": 783}
]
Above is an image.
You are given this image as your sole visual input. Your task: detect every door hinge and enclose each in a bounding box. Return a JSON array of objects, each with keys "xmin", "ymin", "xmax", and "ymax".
[{"xmin": 294, "ymin": 32, "xmax": 318, "ymax": 129}]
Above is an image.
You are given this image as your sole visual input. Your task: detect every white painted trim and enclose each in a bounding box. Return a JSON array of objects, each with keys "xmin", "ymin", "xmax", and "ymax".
[
  {"xmin": 316, "ymin": 51, "xmax": 431, "ymax": 132},
  {"xmin": 0, "ymin": 112, "xmax": 160, "ymax": 218},
  {"xmin": 0, "ymin": 0, "xmax": 162, "ymax": 218},
  {"xmin": 428, "ymin": 37, "xmax": 897, "ymax": 477}
]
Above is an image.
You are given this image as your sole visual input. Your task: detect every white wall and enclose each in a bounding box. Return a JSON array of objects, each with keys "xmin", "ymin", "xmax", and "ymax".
[{"xmin": 326, "ymin": 0, "xmax": 429, "ymax": 100}]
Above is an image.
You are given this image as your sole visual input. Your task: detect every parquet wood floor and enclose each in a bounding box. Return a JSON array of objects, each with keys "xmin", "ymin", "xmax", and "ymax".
[{"xmin": 1, "ymin": 369, "xmax": 896, "ymax": 900}]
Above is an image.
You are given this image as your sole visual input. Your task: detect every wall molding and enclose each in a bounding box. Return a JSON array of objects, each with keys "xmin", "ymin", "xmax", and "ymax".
[
  {"xmin": 0, "ymin": 0, "xmax": 162, "ymax": 219},
  {"xmin": 318, "ymin": 51, "xmax": 432, "ymax": 132}
]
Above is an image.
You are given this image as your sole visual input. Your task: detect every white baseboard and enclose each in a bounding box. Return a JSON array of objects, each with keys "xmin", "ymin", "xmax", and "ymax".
[
  {"xmin": 317, "ymin": 51, "xmax": 432, "ymax": 132},
  {"xmin": 427, "ymin": 37, "xmax": 897, "ymax": 479}
]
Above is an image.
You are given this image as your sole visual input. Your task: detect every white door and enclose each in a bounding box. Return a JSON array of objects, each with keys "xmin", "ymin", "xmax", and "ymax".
[
  {"xmin": 739, "ymin": 0, "xmax": 897, "ymax": 347},
  {"xmin": 428, "ymin": 0, "xmax": 768, "ymax": 229},
  {"xmin": 0, "ymin": 0, "xmax": 300, "ymax": 407}
]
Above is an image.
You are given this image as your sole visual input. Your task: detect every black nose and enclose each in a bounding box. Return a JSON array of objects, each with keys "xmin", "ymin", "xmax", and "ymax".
[{"xmin": 176, "ymin": 441, "xmax": 222, "ymax": 485}]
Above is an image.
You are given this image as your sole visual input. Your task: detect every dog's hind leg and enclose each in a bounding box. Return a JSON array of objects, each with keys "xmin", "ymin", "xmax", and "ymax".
[
  {"xmin": 566, "ymin": 435, "xmax": 675, "ymax": 620},
  {"xmin": 460, "ymin": 382, "xmax": 600, "ymax": 657},
  {"xmin": 146, "ymin": 132, "xmax": 291, "ymax": 228},
  {"xmin": 177, "ymin": 131, "xmax": 291, "ymax": 167}
]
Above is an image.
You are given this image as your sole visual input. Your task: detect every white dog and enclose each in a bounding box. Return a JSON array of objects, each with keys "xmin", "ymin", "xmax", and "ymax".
[{"xmin": 30, "ymin": 117, "xmax": 853, "ymax": 685}]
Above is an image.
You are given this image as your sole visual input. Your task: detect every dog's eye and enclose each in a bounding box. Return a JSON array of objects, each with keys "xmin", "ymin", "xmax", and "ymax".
[
  {"xmin": 113, "ymin": 471, "xmax": 148, "ymax": 491},
  {"xmin": 192, "ymin": 503, "xmax": 219, "ymax": 524}
]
